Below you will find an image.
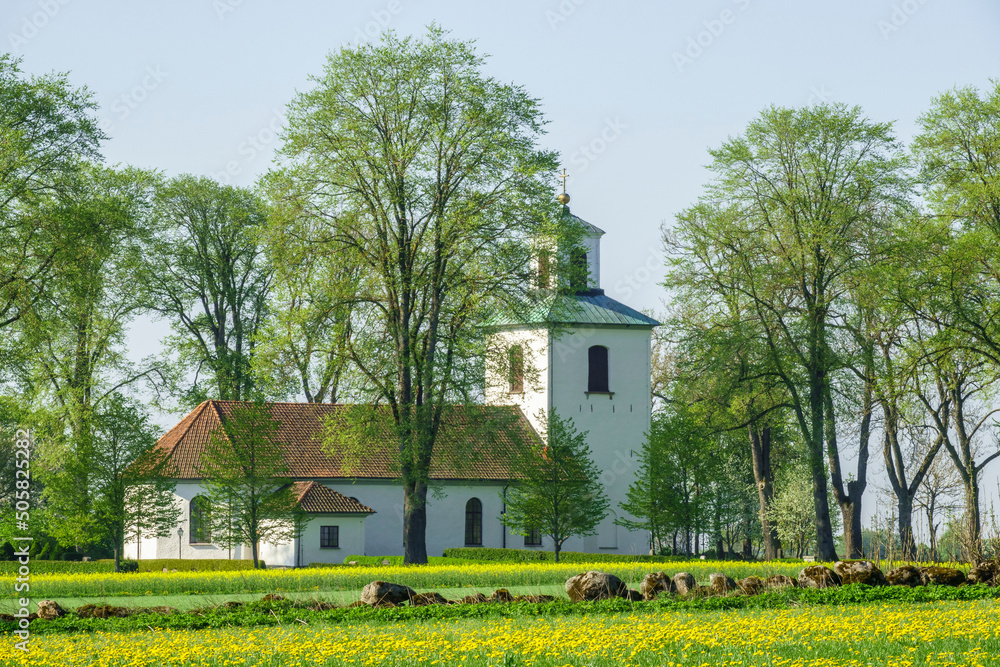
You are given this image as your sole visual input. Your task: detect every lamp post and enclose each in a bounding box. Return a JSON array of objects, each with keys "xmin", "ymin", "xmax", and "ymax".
[{"xmin": 177, "ymin": 527, "xmax": 183, "ymax": 560}]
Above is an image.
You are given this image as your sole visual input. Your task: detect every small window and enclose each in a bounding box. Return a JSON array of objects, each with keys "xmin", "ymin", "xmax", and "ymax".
[
  {"xmin": 588, "ymin": 345, "xmax": 609, "ymax": 392},
  {"xmin": 465, "ymin": 498, "xmax": 483, "ymax": 546},
  {"xmin": 189, "ymin": 496, "xmax": 212, "ymax": 544},
  {"xmin": 537, "ymin": 250, "xmax": 551, "ymax": 289},
  {"xmin": 320, "ymin": 525, "xmax": 340, "ymax": 548},
  {"xmin": 525, "ymin": 527, "xmax": 542, "ymax": 547},
  {"xmin": 508, "ymin": 345, "xmax": 524, "ymax": 393}
]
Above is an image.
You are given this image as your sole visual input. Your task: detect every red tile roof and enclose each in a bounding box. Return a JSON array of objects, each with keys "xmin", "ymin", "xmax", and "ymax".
[
  {"xmin": 154, "ymin": 401, "xmax": 538, "ymax": 481},
  {"xmin": 290, "ymin": 481, "xmax": 375, "ymax": 514}
]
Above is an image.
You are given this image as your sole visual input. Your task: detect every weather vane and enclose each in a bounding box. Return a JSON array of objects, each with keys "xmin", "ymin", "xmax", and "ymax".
[{"xmin": 557, "ymin": 168, "xmax": 570, "ymax": 205}]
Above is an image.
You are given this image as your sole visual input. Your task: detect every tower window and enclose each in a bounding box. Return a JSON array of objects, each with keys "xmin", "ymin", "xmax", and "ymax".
[
  {"xmin": 508, "ymin": 345, "xmax": 524, "ymax": 393},
  {"xmin": 570, "ymin": 247, "xmax": 588, "ymax": 291},
  {"xmin": 588, "ymin": 345, "xmax": 609, "ymax": 393},
  {"xmin": 465, "ymin": 498, "xmax": 483, "ymax": 546},
  {"xmin": 537, "ymin": 250, "xmax": 551, "ymax": 289}
]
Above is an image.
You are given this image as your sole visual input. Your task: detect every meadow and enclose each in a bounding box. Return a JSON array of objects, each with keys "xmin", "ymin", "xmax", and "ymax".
[
  {"xmin": 2, "ymin": 599, "xmax": 999, "ymax": 666},
  {"xmin": 1, "ymin": 559, "xmax": 992, "ymax": 666}
]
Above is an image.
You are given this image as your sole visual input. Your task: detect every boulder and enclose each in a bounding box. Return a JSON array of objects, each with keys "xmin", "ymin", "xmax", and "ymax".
[
  {"xmin": 709, "ymin": 573, "xmax": 737, "ymax": 595},
  {"xmin": 920, "ymin": 566, "xmax": 966, "ymax": 587},
  {"xmin": 82, "ymin": 605, "xmax": 129, "ymax": 619},
  {"xmin": 144, "ymin": 606, "xmax": 179, "ymax": 615},
  {"xmin": 36, "ymin": 600, "xmax": 66, "ymax": 620},
  {"xmin": 410, "ymin": 592, "xmax": 448, "ymax": 606},
  {"xmin": 886, "ymin": 565, "xmax": 926, "ymax": 587},
  {"xmin": 765, "ymin": 574, "xmax": 797, "ymax": 589},
  {"xmin": 672, "ymin": 572, "xmax": 696, "ymax": 596},
  {"xmin": 261, "ymin": 593, "xmax": 286, "ymax": 602},
  {"xmin": 738, "ymin": 576, "xmax": 766, "ymax": 595},
  {"xmin": 967, "ymin": 561, "xmax": 1000, "ymax": 586},
  {"xmin": 798, "ymin": 565, "xmax": 841, "ymax": 589},
  {"xmin": 514, "ymin": 594, "xmax": 554, "ymax": 603},
  {"xmin": 458, "ymin": 593, "xmax": 488, "ymax": 604},
  {"xmin": 640, "ymin": 572, "xmax": 675, "ymax": 601},
  {"xmin": 360, "ymin": 580, "xmax": 416, "ymax": 606},
  {"xmin": 565, "ymin": 571, "xmax": 630, "ymax": 602},
  {"xmin": 626, "ymin": 589, "xmax": 643, "ymax": 602},
  {"xmin": 490, "ymin": 589, "xmax": 515, "ymax": 603},
  {"xmin": 833, "ymin": 560, "xmax": 886, "ymax": 586}
]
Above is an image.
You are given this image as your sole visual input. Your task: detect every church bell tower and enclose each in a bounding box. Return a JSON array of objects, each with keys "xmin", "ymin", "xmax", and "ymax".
[{"xmin": 486, "ymin": 174, "xmax": 659, "ymax": 554}]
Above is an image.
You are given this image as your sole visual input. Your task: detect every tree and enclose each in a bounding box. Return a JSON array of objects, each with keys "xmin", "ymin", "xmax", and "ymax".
[
  {"xmin": 272, "ymin": 27, "xmax": 560, "ymax": 563},
  {"xmin": 666, "ymin": 103, "xmax": 911, "ymax": 560},
  {"xmin": 142, "ymin": 176, "xmax": 272, "ymax": 405},
  {"xmin": 501, "ymin": 409, "xmax": 608, "ymax": 562},
  {"xmin": 90, "ymin": 393, "xmax": 179, "ymax": 571},
  {"xmin": 197, "ymin": 401, "xmax": 303, "ymax": 568},
  {"xmin": 23, "ymin": 164, "xmax": 163, "ymax": 551},
  {"xmin": 0, "ymin": 55, "xmax": 104, "ymax": 335}
]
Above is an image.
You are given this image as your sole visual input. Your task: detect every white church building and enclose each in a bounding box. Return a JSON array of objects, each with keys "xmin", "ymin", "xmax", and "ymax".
[{"xmin": 127, "ymin": 201, "xmax": 659, "ymax": 565}]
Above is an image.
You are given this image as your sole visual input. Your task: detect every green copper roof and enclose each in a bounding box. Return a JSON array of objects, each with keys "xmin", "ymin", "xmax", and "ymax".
[{"xmin": 492, "ymin": 291, "xmax": 660, "ymax": 328}]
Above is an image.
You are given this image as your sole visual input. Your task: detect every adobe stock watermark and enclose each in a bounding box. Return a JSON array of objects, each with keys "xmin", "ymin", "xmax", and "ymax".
[
  {"xmin": 806, "ymin": 84, "xmax": 834, "ymax": 106},
  {"xmin": 568, "ymin": 117, "xmax": 627, "ymax": 177},
  {"xmin": 612, "ymin": 248, "xmax": 661, "ymax": 302},
  {"xmin": 672, "ymin": 0, "xmax": 752, "ymax": 73},
  {"xmin": 877, "ymin": 0, "xmax": 932, "ymax": 39},
  {"xmin": 12, "ymin": 428, "xmax": 33, "ymax": 652},
  {"xmin": 545, "ymin": 0, "xmax": 586, "ymax": 31},
  {"xmin": 7, "ymin": 0, "xmax": 72, "ymax": 51},
  {"xmin": 350, "ymin": 0, "xmax": 403, "ymax": 46},
  {"xmin": 212, "ymin": 108, "xmax": 285, "ymax": 185},
  {"xmin": 99, "ymin": 65, "xmax": 168, "ymax": 135}
]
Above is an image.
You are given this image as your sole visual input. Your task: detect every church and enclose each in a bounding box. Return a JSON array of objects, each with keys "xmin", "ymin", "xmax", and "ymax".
[{"xmin": 126, "ymin": 195, "xmax": 658, "ymax": 566}]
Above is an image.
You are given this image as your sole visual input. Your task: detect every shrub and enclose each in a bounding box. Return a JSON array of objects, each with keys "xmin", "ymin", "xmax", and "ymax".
[
  {"xmin": 441, "ymin": 547, "xmax": 691, "ymax": 563},
  {"xmin": 118, "ymin": 560, "xmax": 139, "ymax": 573}
]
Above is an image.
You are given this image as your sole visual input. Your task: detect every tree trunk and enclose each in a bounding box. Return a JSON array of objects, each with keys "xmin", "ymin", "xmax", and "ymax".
[
  {"xmin": 897, "ymin": 494, "xmax": 917, "ymax": 560},
  {"xmin": 749, "ymin": 424, "xmax": 781, "ymax": 559},
  {"xmin": 964, "ymin": 475, "xmax": 982, "ymax": 562},
  {"xmin": 808, "ymin": 363, "xmax": 838, "ymax": 562},
  {"xmin": 403, "ymin": 480, "xmax": 428, "ymax": 565}
]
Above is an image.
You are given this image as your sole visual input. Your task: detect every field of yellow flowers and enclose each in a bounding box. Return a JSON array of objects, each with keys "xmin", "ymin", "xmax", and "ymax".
[
  {"xmin": 0, "ymin": 560, "xmax": 841, "ymax": 599},
  {"xmin": 3, "ymin": 599, "xmax": 999, "ymax": 666}
]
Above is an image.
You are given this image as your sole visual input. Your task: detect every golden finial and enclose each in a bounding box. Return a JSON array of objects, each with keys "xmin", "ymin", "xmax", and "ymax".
[{"xmin": 557, "ymin": 168, "xmax": 570, "ymax": 205}]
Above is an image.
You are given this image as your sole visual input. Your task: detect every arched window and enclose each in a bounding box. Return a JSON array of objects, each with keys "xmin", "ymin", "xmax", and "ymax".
[
  {"xmin": 465, "ymin": 498, "xmax": 483, "ymax": 546},
  {"xmin": 508, "ymin": 345, "xmax": 524, "ymax": 393},
  {"xmin": 570, "ymin": 247, "xmax": 588, "ymax": 291},
  {"xmin": 189, "ymin": 495, "xmax": 212, "ymax": 544},
  {"xmin": 537, "ymin": 249, "xmax": 551, "ymax": 289},
  {"xmin": 588, "ymin": 345, "xmax": 609, "ymax": 392}
]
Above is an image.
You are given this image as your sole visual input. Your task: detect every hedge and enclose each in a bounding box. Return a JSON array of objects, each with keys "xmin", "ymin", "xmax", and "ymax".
[
  {"xmin": 0, "ymin": 561, "xmax": 117, "ymax": 575},
  {"xmin": 441, "ymin": 547, "xmax": 698, "ymax": 563},
  {"xmin": 103, "ymin": 559, "xmax": 264, "ymax": 572}
]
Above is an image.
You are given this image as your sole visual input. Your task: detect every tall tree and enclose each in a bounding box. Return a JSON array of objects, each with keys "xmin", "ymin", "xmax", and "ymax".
[
  {"xmin": 90, "ymin": 393, "xmax": 180, "ymax": 571},
  {"xmin": 143, "ymin": 176, "xmax": 272, "ymax": 405},
  {"xmin": 0, "ymin": 55, "xmax": 104, "ymax": 335},
  {"xmin": 198, "ymin": 402, "xmax": 303, "ymax": 569},
  {"xmin": 272, "ymin": 27, "xmax": 559, "ymax": 563},
  {"xmin": 666, "ymin": 104, "xmax": 911, "ymax": 560},
  {"xmin": 22, "ymin": 165, "xmax": 161, "ymax": 550},
  {"xmin": 501, "ymin": 409, "xmax": 609, "ymax": 562}
]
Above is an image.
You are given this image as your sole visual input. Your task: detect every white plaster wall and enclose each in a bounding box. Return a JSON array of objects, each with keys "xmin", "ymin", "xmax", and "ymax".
[
  {"xmin": 485, "ymin": 327, "xmax": 550, "ymax": 428},
  {"xmin": 326, "ymin": 480, "xmax": 518, "ymax": 557}
]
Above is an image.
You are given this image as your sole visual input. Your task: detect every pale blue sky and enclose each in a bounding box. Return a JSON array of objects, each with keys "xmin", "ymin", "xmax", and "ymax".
[{"xmin": 6, "ymin": 0, "xmax": 1000, "ymax": 529}]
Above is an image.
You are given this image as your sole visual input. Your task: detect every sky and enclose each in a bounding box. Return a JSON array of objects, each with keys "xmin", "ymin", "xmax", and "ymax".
[{"xmin": 5, "ymin": 0, "xmax": 1000, "ymax": 535}]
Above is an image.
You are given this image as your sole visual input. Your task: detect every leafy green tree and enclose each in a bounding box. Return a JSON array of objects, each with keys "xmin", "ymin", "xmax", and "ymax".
[
  {"xmin": 89, "ymin": 393, "xmax": 179, "ymax": 571},
  {"xmin": 0, "ymin": 55, "xmax": 104, "ymax": 334},
  {"xmin": 272, "ymin": 27, "xmax": 560, "ymax": 563},
  {"xmin": 909, "ymin": 81, "xmax": 1000, "ymax": 558},
  {"xmin": 666, "ymin": 103, "xmax": 911, "ymax": 560},
  {"xmin": 198, "ymin": 401, "xmax": 303, "ymax": 568},
  {"xmin": 502, "ymin": 409, "xmax": 608, "ymax": 562},
  {"xmin": 142, "ymin": 176, "xmax": 272, "ymax": 405}
]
